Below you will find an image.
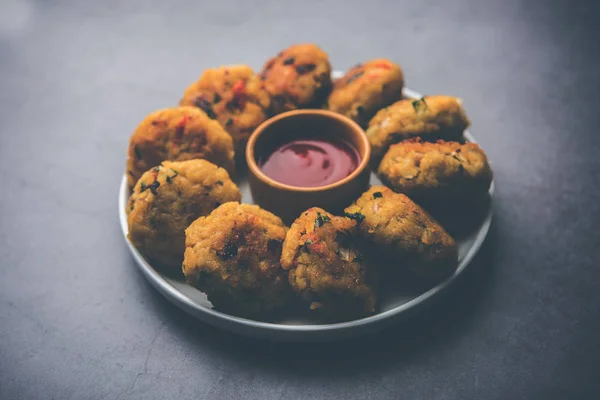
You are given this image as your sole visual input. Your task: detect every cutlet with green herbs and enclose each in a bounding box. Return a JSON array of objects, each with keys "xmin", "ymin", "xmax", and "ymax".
[
  {"xmin": 127, "ymin": 159, "xmax": 240, "ymax": 271},
  {"xmin": 180, "ymin": 65, "xmax": 271, "ymax": 156},
  {"xmin": 366, "ymin": 95, "xmax": 470, "ymax": 164},
  {"xmin": 280, "ymin": 207, "xmax": 377, "ymax": 321},
  {"xmin": 345, "ymin": 186, "xmax": 458, "ymax": 280},
  {"xmin": 126, "ymin": 106, "xmax": 235, "ymax": 189},
  {"xmin": 183, "ymin": 202, "xmax": 291, "ymax": 318},
  {"xmin": 327, "ymin": 58, "xmax": 404, "ymax": 127},
  {"xmin": 259, "ymin": 43, "xmax": 333, "ymax": 114},
  {"xmin": 377, "ymin": 138, "xmax": 493, "ymax": 203}
]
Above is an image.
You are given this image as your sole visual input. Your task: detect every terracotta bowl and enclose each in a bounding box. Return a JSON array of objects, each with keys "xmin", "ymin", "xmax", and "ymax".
[{"xmin": 246, "ymin": 109, "xmax": 371, "ymax": 224}]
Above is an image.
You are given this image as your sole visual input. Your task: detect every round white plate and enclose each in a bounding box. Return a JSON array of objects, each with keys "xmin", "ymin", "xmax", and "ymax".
[{"xmin": 118, "ymin": 71, "xmax": 494, "ymax": 341}]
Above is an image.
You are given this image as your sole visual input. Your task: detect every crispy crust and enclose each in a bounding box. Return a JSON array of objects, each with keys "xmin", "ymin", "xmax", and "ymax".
[
  {"xmin": 327, "ymin": 59, "xmax": 404, "ymax": 127},
  {"xmin": 281, "ymin": 207, "xmax": 377, "ymax": 320},
  {"xmin": 126, "ymin": 159, "xmax": 241, "ymax": 270},
  {"xmin": 259, "ymin": 44, "xmax": 333, "ymax": 114},
  {"xmin": 126, "ymin": 106, "xmax": 235, "ymax": 189},
  {"xmin": 180, "ymin": 65, "xmax": 270, "ymax": 155},
  {"xmin": 366, "ymin": 95, "xmax": 470, "ymax": 162},
  {"xmin": 183, "ymin": 202, "xmax": 291, "ymax": 317},
  {"xmin": 377, "ymin": 139, "xmax": 493, "ymax": 202},
  {"xmin": 344, "ymin": 186, "xmax": 458, "ymax": 279}
]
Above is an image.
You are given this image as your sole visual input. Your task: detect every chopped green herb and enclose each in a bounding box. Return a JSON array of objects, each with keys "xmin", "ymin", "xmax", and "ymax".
[
  {"xmin": 166, "ymin": 170, "xmax": 179, "ymax": 183},
  {"xmin": 147, "ymin": 181, "xmax": 160, "ymax": 195},
  {"xmin": 344, "ymin": 212, "xmax": 365, "ymax": 223},
  {"xmin": 373, "ymin": 192, "xmax": 383, "ymax": 199},
  {"xmin": 195, "ymin": 97, "xmax": 217, "ymax": 119},
  {"xmin": 140, "ymin": 182, "xmax": 147, "ymax": 192},
  {"xmin": 133, "ymin": 145, "xmax": 142, "ymax": 160},
  {"xmin": 314, "ymin": 213, "xmax": 331, "ymax": 229},
  {"xmin": 213, "ymin": 93, "xmax": 222, "ymax": 103},
  {"xmin": 225, "ymin": 117, "xmax": 233, "ymax": 127},
  {"xmin": 412, "ymin": 97, "xmax": 428, "ymax": 113}
]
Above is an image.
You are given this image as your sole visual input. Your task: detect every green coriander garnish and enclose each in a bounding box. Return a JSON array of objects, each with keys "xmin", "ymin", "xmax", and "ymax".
[
  {"xmin": 373, "ymin": 192, "xmax": 383, "ymax": 199},
  {"xmin": 343, "ymin": 212, "xmax": 365, "ymax": 223},
  {"xmin": 194, "ymin": 97, "xmax": 217, "ymax": 119},
  {"xmin": 147, "ymin": 181, "xmax": 160, "ymax": 195},
  {"xmin": 314, "ymin": 213, "xmax": 331, "ymax": 229},
  {"xmin": 412, "ymin": 97, "xmax": 428, "ymax": 113},
  {"xmin": 165, "ymin": 170, "xmax": 178, "ymax": 184}
]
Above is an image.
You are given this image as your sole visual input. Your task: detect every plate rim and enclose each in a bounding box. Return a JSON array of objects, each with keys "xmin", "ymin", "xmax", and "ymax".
[{"xmin": 118, "ymin": 82, "xmax": 494, "ymax": 340}]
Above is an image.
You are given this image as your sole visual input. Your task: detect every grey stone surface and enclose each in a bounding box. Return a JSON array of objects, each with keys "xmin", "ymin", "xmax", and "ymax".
[{"xmin": 1, "ymin": 0, "xmax": 599, "ymax": 399}]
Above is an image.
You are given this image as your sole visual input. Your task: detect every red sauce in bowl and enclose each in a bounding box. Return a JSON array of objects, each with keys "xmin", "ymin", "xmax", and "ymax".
[{"xmin": 258, "ymin": 137, "xmax": 361, "ymax": 187}]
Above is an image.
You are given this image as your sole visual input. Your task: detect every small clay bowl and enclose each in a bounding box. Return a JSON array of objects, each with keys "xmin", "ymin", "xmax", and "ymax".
[{"xmin": 246, "ymin": 109, "xmax": 371, "ymax": 224}]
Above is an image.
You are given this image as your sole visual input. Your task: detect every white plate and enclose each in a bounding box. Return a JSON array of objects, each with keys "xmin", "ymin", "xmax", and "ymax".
[{"xmin": 118, "ymin": 72, "xmax": 494, "ymax": 341}]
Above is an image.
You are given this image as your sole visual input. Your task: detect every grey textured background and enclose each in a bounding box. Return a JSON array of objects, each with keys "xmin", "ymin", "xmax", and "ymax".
[{"xmin": 1, "ymin": 0, "xmax": 600, "ymax": 399}]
